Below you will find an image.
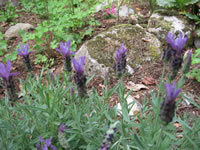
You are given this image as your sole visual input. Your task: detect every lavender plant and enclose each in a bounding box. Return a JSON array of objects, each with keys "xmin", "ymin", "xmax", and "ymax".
[
  {"xmin": 36, "ymin": 136, "xmax": 57, "ymax": 150},
  {"xmin": 160, "ymin": 82, "xmax": 181, "ymax": 124},
  {"xmin": 164, "ymin": 32, "xmax": 188, "ymax": 81},
  {"xmin": 56, "ymin": 40, "xmax": 76, "ymax": 72},
  {"xmin": 114, "ymin": 43, "xmax": 127, "ymax": 77},
  {"xmin": 0, "ymin": 60, "xmax": 19, "ymax": 101},
  {"xmin": 17, "ymin": 44, "xmax": 33, "ymax": 72},
  {"xmin": 100, "ymin": 121, "xmax": 119, "ymax": 150},
  {"xmin": 72, "ymin": 56, "xmax": 87, "ymax": 97}
]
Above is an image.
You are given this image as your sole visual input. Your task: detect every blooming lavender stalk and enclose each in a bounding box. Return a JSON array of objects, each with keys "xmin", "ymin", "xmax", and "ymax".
[
  {"xmin": 165, "ymin": 32, "xmax": 188, "ymax": 80},
  {"xmin": 114, "ymin": 44, "xmax": 127, "ymax": 77},
  {"xmin": 58, "ymin": 123, "xmax": 69, "ymax": 149},
  {"xmin": 0, "ymin": 60, "xmax": 19, "ymax": 101},
  {"xmin": 35, "ymin": 136, "xmax": 57, "ymax": 150},
  {"xmin": 160, "ymin": 82, "xmax": 181, "ymax": 125},
  {"xmin": 17, "ymin": 44, "xmax": 33, "ymax": 72},
  {"xmin": 72, "ymin": 56, "xmax": 87, "ymax": 97},
  {"xmin": 100, "ymin": 121, "xmax": 119, "ymax": 150},
  {"xmin": 56, "ymin": 40, "xmax": 76, "ymax": 72},
  {"xmin": 182, "ymin": 50, "xmax": 192, "ymax": 74}
]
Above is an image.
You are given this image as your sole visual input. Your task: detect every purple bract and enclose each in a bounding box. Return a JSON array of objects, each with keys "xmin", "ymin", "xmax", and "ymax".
[
  {"xmin": 17, "ymin": 44, "xmax": 32, "ymax": 56},
  {"xmin": 166, "ymin": 32, "xmax": 188, "ymax": 54},
  {"xmin": 58, "ymin": 123, "xmax": 66, "ymax": 133},
  {"xmin": 56, "ymin": 40, "xmax": 76, "ymax": 57},
  {"xmin": 114, "ymin": 43, "xmax": 127, "ymax": 63},
  {"xmin": 0, "ymin": 60, "xmax": 19, "ymax": 81},
  {"xmin": 38, "ymin": 136, "xmax": 57, "ymax": 150},
  {"xmin": 164, "ymin": 82, "xmax": 181, "ymax": 102},
  {"xmin": 72, "ymin": 56, "xmax": 86, "ymax": 74}
]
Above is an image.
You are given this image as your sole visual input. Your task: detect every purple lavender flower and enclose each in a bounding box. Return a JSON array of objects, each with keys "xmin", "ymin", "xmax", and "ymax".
[
  {"xmin": 165, "ymin": 32, "xmax": 188, "ymax": 80},
  {"xmin": 160, "ymin": 82, "xmax": 181, "ymax": 124},
  {"xmin": 0, "ymin": 60, "xmax": 19, "ymax": 81},
  {"xmin": 72, "ymin": 56, "xmax": 85, "ymax": 74},
  {"xmin": 37, "ymin": 136, "xmax": 57, "ymax": 150},
  {"xmin": 35, "ymin": 143, "xmax": 42, "ymax": 150},
  {"xmin": 100, "ymin": 121, "xmax": 119, "ymax": 150},
  {"xmin": 17, "ymin": 44, "xmax": 32, "ymax": 56},
  {"xmin": 166, "ymin": 32, "xmax": 188, "ymax": 54},
  {"xmin": 182, "ymin": 50, "xmax": 192, "ymax": 74},
  {"xmin": 72, "ymin": 56, "xmax": 87, "ymax": 97},
  {"xmin": 56, "ymin": 40, "xmax": 76, "ymax": 72},
  {"xmin": 114, "ymin": 44, "xmax": 127, "ymax": 77},
  {"xmin": 0, "ymin": 60, "xmax": 19, "ymax": 101},
  {"xmin": 58, "ymin": 123, "xmax": 66, "ymax": 133},
  {"xmin": 17, "ymin": 44, "xmax": 33, "ymax": 71}
]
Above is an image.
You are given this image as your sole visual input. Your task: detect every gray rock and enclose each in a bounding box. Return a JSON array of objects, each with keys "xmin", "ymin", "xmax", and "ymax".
[
  {"xmin": 4, "ymin": 23, "xmax": 34, "ymax": 40},
  {"xmin": 0, "ymin": 0, "xmax": 19, "ymax": 7},
  {"xmin": 114, "ymin": 5, "xmax": 134, "ymax": 17},
  {"xmin": 75, "ymin": 24, "xmax": 161, "ymax": 78},
  {"xmin": 96, "ymin": 1, "xmax": 134, "ymax": 18},
  {"xmin": 95, "ymin": 0, "xmax": 116, "ymax": 12},
  {"xmin": 147, "ymin": 13, "xmax": 193, "ymax": 44}
]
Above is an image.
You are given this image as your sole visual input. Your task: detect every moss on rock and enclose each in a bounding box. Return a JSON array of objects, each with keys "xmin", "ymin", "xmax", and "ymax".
[{"xmin": 86, "ymin": 24, "xmax": 160, "ymax": 70}]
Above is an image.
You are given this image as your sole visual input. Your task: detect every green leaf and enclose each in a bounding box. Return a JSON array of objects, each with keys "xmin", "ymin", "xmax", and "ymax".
[
  {"xmin": 156, "ymin": 0, "xmax": 176, "ymax": 7},
  {"xmin": 185, "ymin": 12, "xmax": 200, "ymax": 21}
]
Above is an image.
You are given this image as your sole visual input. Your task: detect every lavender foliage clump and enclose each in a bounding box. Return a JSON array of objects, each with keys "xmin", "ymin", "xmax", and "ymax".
[
  {"xmin": 114, "ymin": 44, "xmax": 127, "ymax": 77},
  {"xmin": 164, "ymin": 32, "xmax": 188, "ymax": 80},
  {"xmin": 72, "ymin": 56, "xmax": 87, "ymax": 97},
  {"xmin": 160, "ymin": 82, "xmax": 181, "ymax": 125},
  {"xmin": 36, "ymin": 136, "xmax": 57, "ymax": 150},
  {"xmin": 56, "ymin": 40, "xmax": 76, "ymax": 72},
  {"xmin": 100, "ymin": 121, "xmax": 119, "ymax": 150},
  {"xmin": 17, "ymin": 44, "xmax": 33, "ymax": 72},
  {"xmin": 0, "ymin": 60, "xmax": 19, "ymax": 101}
]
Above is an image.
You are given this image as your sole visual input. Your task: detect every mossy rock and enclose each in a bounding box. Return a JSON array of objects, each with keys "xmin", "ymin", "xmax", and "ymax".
[
  {"xmin": 148, "ymin": 13, "xmax": 193, "ymax": 46},
  {"xmin": 75, "ymin": 24, "xmax": 161, "ymax": 78}
]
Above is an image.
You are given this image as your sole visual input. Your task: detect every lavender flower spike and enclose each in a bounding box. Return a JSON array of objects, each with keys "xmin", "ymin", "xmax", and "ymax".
[
  {"xmin": 160, "ymin": 82, "xmax": 181, "ymax": 124},
  {"xmin": 100, "ymin": 121, "xmax": 119, "ymax": 150},
  {"xmin": 56, "ymin": 40, "xmax": 76, "ymax": 72},
  {"xmin": 17, "ymin": 44, "xmax": 33, "ymax": 71},
  {"xmin": 0, "ymin": 60, "xmax": 19, "ymax": 81},
  {"xmin": 0, "ymin": 60, "xmax": 19, "ymax": 101},
  {"xmin": 17, "ymin": 44, "xmax": 32, "ymax": 56},
  {"xmin": 114, "ymin": 43, "xmax": 127, "ymax": 77},
  {"xmin": 72, "ymin": 56, "xmax": 87, "ymax": 97},
  {"xmin": 38, "ymin": 136, "xmax": 57, "ymax": 150},
  {"xmin": 166, "ymin": 32, "xmax": 188, "ymax": 54},
  {"xmin": 58, "ymin": 123, "xmax": 66, "ymax": 133}
]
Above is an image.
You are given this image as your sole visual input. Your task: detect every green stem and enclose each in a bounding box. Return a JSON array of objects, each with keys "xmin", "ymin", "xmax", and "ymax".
[
  {"xmin": 157, "ymin": 63, "xmax": 166, "ymax": 100},
  {"xmin": 156, "ymin": 126, "xmax": 165, "ymax": 150}
]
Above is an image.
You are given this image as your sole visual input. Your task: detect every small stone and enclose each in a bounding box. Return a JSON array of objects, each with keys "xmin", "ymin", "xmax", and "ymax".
[
  {"xmin": 117, "ymin": 95, "xmax": 142, "ymax": 116},
  {"xmin": 4, "ymin": 23, "xmax": 34, "ymax": 40}
]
